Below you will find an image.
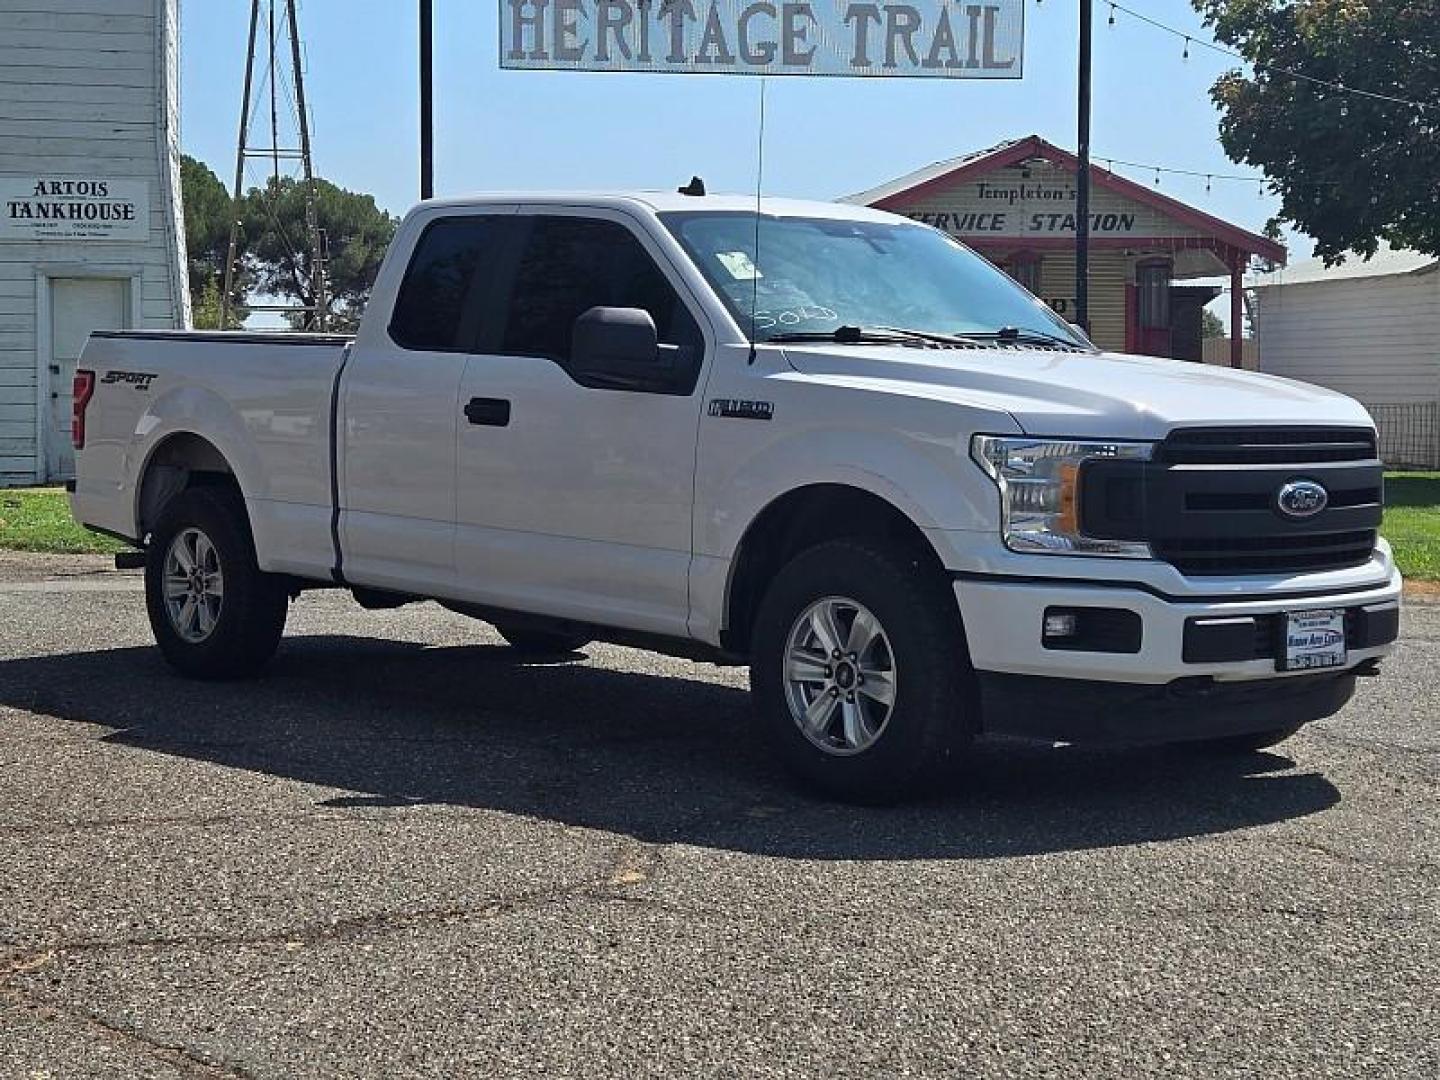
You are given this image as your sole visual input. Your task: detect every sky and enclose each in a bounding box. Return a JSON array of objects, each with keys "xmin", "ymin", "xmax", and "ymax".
[{"xmin": 178, "ymin": 0, "xmax": 1310, "ymax": 261}]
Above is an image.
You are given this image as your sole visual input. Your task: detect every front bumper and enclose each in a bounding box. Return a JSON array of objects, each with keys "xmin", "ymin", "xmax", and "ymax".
[
  {"xmin": 952, "ymin": 564, "xmax": 1402, "ymax": 686},
  {"xmin": 976, "ymin": 670, "xmax": 1359, "ymax": 745}
]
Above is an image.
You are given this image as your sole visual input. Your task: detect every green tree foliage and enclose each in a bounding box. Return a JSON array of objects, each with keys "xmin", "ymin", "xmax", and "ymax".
[
  {"xmin": 180, "ymin": 155, "xmax": 247, "ymax": 328},
  {"xmin": 1201, "ymin": 309, "xmax": 1226, "ymax": 339},
  {"xmin": 180, "ymin": 156, "xmax": 396, "ymax": 331},
  {"xmin": 1195, "ymin": 0, "xmax": 1439, "ymax": 262},
  {"xmin": 190, "ymin": 277, "xmax": 227, "ymax": 332},
  {"xmin": 242, "ymin": 177, "xmax": 398, "ymax": 331}
]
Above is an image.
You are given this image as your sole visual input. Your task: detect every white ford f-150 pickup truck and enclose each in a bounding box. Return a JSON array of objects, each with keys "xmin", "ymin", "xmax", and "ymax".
[{"xmin": 71, "ymin": 191, "xmax": 1401, "ymax": 801}]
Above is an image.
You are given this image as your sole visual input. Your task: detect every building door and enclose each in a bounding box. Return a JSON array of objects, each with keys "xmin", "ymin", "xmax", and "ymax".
[
  {"xmin": 46, "ymin": 278, "xmax": 130, "ymax": 482},
  {"xmin": 1126, "ymin": 260, "xmax": 1173, "ymax": 358}
]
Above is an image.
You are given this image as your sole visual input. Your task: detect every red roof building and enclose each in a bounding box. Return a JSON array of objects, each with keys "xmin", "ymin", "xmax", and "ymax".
[{"xmin": 845, "ymin": 135, "xmax": 1285, "ymax": 366}]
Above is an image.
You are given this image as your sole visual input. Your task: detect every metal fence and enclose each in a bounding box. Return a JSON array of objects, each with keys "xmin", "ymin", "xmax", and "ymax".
[{"xmin": 1366, "ymin": 401, "xmax": 1440, "ymax": 470}]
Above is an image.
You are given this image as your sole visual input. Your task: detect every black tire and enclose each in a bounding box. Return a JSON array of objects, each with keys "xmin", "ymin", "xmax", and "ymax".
[
  {"xmin": 494, "ymin": 623, "xmax": 591, "ymax": 655},
  {"xmin": 750, "ymin": 538, "xmax": 975, "ymax": 804},
  {"xmin": 144, "ymin": 487, "xmax": 288, "ymax": 680},
  {"xmin": 1188, "ymin": 724, "xmax": 1304, "ymax": 755}
]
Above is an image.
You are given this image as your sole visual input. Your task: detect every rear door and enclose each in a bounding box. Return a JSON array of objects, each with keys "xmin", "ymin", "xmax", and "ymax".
[
  {"xmin": 48, "ymin": 278, "xmax": 129, "ymax": 482},
  {"xmin": 339, "ymin": 212, "xmax": 514, "ymax": 594},
  {"xmin": 451, "ymin": 210, "xmax": 710, "ymax": 637}
]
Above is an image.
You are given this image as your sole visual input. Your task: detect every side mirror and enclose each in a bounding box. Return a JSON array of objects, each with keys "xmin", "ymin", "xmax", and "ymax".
[{"xmin": 570, "ymin": 306, "xmax": 671, "ymax": 392}]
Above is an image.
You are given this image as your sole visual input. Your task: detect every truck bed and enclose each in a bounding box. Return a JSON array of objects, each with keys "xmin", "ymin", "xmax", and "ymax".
[{"xmin": 71, "ymin": 329, "xmax": 353, "ymax": 578}]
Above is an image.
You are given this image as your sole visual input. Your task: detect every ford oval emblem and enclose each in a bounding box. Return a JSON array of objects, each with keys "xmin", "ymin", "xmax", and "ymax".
[{"xmin": 1277, "ymin": 479, "xmax": 1329, "ymax": 519}]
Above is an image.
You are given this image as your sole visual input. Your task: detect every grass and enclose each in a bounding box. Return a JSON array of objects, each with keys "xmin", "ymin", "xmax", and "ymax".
[
  {"xmin": 0, "ymin": 487, "xmax": 126, "ymax": 555},
  {"xmin": 1, "ymin": 474, "xmax": 1437, "ymax": 579},
  {"xmin": 1382, "ymin": 472, "xmax": 1440, "ymax": 582}
]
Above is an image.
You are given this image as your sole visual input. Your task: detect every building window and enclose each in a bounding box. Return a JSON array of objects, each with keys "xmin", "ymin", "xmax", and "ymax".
[{"xmin": 1137, "ymin": 261, "xmax": 1172, "ymax": 329}]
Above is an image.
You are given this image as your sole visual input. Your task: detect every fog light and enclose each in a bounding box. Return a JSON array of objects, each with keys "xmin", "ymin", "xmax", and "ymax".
[
  {"xmin": 1043, "ymin": 612, "xmax": 1080, "ymax": 640},
  {"xmin": 1042, "ymin": 606, "xmax": 1144, "ymax": 654}
]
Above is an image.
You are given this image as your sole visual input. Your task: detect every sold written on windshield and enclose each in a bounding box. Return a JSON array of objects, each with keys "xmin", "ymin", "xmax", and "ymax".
[{"xmin": 499, "ymin": 0, "xmax": 1025, "ymax": 78}]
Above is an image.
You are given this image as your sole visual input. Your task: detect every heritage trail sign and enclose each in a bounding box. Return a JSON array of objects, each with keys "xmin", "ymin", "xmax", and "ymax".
[{"xmin": 500, "ymin": 0, "xmax": 1024, "ymax": 78}]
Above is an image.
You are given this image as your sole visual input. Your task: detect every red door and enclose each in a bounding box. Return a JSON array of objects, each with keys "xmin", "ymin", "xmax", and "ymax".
[{"xmin": 1126, "ymin": 260, "xmax": 1173, "ymax": 357}]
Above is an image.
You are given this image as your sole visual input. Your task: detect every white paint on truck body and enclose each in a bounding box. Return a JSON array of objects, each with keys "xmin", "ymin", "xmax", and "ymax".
[{"xmin": 72, "ymin": 193, "xmax": 1401, "ymax": 690}]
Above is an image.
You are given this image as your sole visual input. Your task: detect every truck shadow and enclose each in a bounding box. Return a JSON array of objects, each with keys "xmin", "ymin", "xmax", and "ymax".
[{"xmin": 0, "ymin": 634, "xmax": 1341, "ymax": 860}]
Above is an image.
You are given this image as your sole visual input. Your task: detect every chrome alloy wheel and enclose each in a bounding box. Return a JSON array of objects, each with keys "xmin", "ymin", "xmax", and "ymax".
[
  {"xmin": 782, "ymin": 596, "xmax": 898, "ymax": 756},
  {"xmin": 163, "ymin": 527, "xmax": 224, "ymax": 644}
]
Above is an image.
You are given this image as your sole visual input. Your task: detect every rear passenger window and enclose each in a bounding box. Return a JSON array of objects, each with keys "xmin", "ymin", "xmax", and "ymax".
[
  {"xmin": 389, "ymin": 216, "xmax": 501, "ymax": 351},
  {"xmin": 501, "ymin": 216, "xmax": 701, "ymax": 364}
]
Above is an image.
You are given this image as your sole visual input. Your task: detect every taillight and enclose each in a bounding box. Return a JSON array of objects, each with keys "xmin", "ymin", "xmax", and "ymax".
[{"xmin": 72, "ymin": 369, "xmax": 95, "ymax": 450}]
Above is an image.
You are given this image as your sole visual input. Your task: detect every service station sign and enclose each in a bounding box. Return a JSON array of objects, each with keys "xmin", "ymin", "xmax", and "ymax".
[
  {"xmin": 898, "ymin": 162, "xmax": 1207, "ymax": 242},
  {"xmin": 500, "ymin": 0, "xmax": 1024, "ymax": 77},
  {"xmin": 908, "ymin": 180, "xmax": 1141, "ymax": 238},
  {"xmin": 0, "ymin": 177, "xmax": 150, "ymax": 243}
]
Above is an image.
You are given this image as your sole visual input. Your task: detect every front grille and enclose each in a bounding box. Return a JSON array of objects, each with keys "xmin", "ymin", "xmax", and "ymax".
[
  {"xmin": 1156, "ymin": 427, "xmax": 1378, "ymax": 465},
  {"xmin": 1152, "ymin": 530, "xmax": 1378, "ymax": 576},
  {"xmin": 1082, "ymin": 427, "xmax": 1383, "ymax": 577}
]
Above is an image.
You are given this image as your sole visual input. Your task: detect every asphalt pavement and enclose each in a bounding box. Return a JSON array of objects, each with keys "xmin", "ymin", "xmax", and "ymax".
[{"xmin": 1, "ymin": 550, "xmax": 1436, "ymax": 1078}]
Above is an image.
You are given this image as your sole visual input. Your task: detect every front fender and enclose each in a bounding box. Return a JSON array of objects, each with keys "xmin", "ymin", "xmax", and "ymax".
[{"xmin": 695, "ymin": 421, "xmax": 1008, "ymax": 563}]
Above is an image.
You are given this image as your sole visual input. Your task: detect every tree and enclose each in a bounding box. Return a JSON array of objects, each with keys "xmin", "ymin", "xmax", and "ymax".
[
  {"xmin": 1201, "ymin": 309, "xmax": 1226, "ymax": 339},
  {"xmin": 1195, "ymin": 0, "xmax": 1439, "ymax": 262},
  {"xmin": 241, "ymin": 177, "xmax": 398, "ymax": 331},
  {"xmin": 180, "ymin": 155, "xmax": 247, "ymax": 328}
]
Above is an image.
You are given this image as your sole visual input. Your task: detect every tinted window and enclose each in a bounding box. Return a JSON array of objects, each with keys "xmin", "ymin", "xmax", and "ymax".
[
  {"xmin": 501, "ymin": 216, "xmax": 700, "ymax": 362},
  {"xmin": 390, "ymin": 216, "xmax": 502, "ymax": 351}
]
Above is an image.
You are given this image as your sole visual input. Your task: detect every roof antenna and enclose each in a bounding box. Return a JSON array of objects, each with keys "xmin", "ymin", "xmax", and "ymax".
[
  {"xmin": 747, "ymin": 77, "xmax": 767, "ymax": 365},
  {"xmin": 678, "ymin": 175, "xmax": 706, "ymax": 196}
]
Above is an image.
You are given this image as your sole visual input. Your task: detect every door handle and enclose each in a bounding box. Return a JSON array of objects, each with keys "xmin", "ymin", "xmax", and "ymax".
[{"xmin": 464, "ymin": 397, "xmax": 511, "ymax": 427}]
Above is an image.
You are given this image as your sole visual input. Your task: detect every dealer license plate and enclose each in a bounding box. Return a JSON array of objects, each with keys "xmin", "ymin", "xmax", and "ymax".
[{"xmin": 1282, "ymin": 609, "xmax": 1348, "ymax": 672}]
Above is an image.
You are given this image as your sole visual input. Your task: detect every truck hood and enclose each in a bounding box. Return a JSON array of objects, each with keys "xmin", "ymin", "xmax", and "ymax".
[{"xmin": 780, "ymin": 344, "xmax": 1374, "ymax": 439}]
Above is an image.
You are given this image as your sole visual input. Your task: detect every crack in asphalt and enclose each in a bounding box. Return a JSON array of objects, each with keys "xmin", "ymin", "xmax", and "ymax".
[{"xmin": 0, "ymin": 976, "xmax": 253, "ymax": 1079}]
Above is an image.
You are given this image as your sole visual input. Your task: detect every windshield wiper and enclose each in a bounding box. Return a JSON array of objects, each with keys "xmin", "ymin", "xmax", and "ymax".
[
  {"xmin": 968, "ymin": 326, "xmax": 1091, "ymax": 349},
  {"xmin": 767, "ymin": 325, "xmax": 979, "ymax": 347}
]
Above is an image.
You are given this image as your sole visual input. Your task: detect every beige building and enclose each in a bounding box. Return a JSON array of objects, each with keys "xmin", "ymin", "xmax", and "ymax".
[{"xmin": 846, "ymin": 135, "xmax": 1284, "ymax": 365}]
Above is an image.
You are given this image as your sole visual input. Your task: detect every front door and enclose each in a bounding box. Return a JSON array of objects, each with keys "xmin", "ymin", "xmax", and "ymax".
[
  {"xmin": 48, "ymin": 278, "xmax": 130, "ymax": 482},
  {"xmin": 452, "ymin": 211, "xmax": 709, "ymax": 637},
  {"xmin": 339, "ymin": 213, "xmax": 514, "ymax": 595}
]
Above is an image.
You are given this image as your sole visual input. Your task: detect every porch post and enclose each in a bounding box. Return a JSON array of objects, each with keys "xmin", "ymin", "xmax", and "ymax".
[{"xmin": 1229, "ymin": 248, "xmax": 1244, "ymax": 369}]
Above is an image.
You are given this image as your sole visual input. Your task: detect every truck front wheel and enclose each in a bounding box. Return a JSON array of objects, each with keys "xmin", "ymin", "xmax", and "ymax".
[
  {"xmin": 750, "ymin": 539, "xmax": 974, "ymax": 803},
  {"xmin": 144, "ymin": 488, "xmax": 289, "ymax": 680}
]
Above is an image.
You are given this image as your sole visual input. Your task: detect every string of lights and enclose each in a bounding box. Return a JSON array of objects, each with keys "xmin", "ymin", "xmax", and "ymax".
[
  {"xmin": 1093, "ymin": 155, "xmax": 1341, "ymax": 195},
  {"xmin": 1094, "ymin": 1, "xmax": 1433, "ymax": 112}
]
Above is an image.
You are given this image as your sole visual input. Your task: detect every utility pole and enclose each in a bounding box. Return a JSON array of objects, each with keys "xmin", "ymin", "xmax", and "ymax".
[
  {"xmin": 420, "ymin": 0, "xmax": 434, "ymax": 200},
  {"xmin": 221, "ymin": 0, "xmax": 329, "ymax": 331},
  {"xmin": 1075, "ymin": 0, "xmax": 1093, "ymax": 333}
]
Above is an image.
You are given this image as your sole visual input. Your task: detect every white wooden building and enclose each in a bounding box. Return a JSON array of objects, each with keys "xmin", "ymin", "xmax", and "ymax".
[
  {"xmin": 0, "ymin": 0, "xmax": 187, "ymax": 487},
  {"xmin": 1253, "ymin": 247, "xmax": 1440, "ymax": 467}
]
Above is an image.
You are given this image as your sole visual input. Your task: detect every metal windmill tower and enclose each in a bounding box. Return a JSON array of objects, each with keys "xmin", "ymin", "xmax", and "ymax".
[{"xmin": 220, "ymin": 0, "xmax": 328, "ymax": 331}]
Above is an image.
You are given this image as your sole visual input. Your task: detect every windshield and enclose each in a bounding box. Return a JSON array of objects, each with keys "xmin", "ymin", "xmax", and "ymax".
[{"xmin": 661, "ymin": 212, "xmax": 1090, "ymax": 348}]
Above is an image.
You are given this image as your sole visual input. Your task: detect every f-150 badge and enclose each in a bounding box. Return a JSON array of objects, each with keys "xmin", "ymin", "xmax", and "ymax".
[{"xmin": 708, "ymin": 399, "xmax": 773, "ymax": 421}]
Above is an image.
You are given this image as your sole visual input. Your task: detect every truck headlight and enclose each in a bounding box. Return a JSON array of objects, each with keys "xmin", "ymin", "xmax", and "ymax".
[{"xmin": 971, "ymin": 436, "xmax": 1154, "ymax": 557}]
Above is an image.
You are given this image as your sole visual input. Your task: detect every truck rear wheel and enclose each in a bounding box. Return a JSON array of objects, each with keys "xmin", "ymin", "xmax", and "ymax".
[
  {"xmin": 144, "ymin": 488, "xmax": 288, "ymax": 680},
  {"xmin": 750, "ymin": 539, "xmax": 974, "ymax": 803}
]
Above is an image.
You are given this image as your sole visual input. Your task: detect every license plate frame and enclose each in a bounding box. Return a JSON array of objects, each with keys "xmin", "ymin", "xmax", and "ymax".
[{"xmin": 1279, "ymin": 609, "xmax": 1348, "ymax": 672}]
